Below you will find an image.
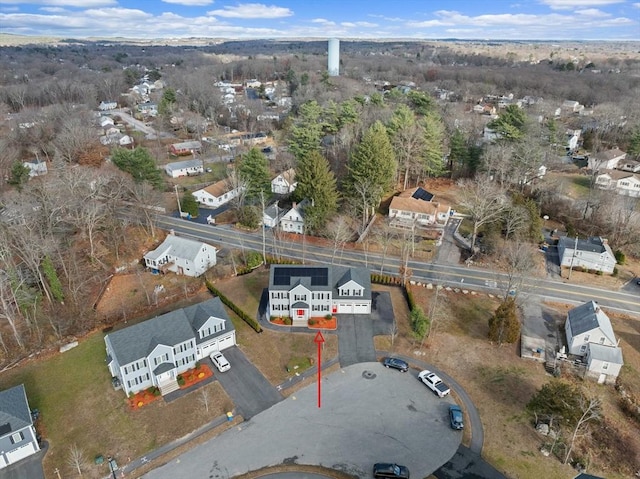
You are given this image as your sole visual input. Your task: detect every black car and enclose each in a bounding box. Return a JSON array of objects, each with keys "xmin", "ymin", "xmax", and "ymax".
[
  {"xmin": 382, "ymin": 357, "xmax": 409, "ymax": 372},
  {"xmin": 449, "ymin": 404, "xmax": 464, "ymax": 430},
  {"xmin": 373, "ymin": 462, "xmax": 410, "ymax": 479}
]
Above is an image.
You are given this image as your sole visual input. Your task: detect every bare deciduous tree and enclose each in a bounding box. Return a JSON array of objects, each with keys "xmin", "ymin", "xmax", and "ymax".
[{"xmin": 67, "ymin": 443, "xmax": 89, "ymax": 476}]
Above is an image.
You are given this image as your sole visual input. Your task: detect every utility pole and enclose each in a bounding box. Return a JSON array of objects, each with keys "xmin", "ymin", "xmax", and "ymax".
[
  {"xmin": 174, "ymin": 184, "xmax": 183, "ymax": 217},
  {"xmin": 568, "ymin": 235, "xmax": 578, "ymax": 280}
]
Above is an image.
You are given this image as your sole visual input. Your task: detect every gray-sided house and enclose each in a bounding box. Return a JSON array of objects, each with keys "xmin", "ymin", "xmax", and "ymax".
[
  {"xmin": 164, "ymin": 159, "xmax": 204, "ymax": 178},
  {"xmin": 565, "ymin": 301, "xmax": 623, "ymax": 384},
  {"xmin": 0, "ymin": 385, "xmax": 40, "ymax": 469},
  {"xmin": 269, "ymin": 265, "xmax": 371, "ymax": 326},
  {"xmin": 144, "ymin": 233, "xmax": 217, "ymax": 277},
  {"xmin": 105, "ymin": 297, "xmax": 236, "ymax": 396},
  {"xmin": 557, "ymin": 236, "xmax": 616, "ymax": 274}
]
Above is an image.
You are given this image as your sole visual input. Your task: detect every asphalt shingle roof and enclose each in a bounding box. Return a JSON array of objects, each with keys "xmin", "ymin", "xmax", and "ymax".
[
  {"xmin": 0, "ymin": 384, "xmax": 32, "ymax": 435},
  {"xmin": 144, "ymin": 234, "xmax": 213, "ymax": 263},
  {"xmin": 588, "ymin": 343, "xmax": 623, "ymax": 364},
  {"xmin": 567, "ymin": 301, "xmax": 616, "ymax": 344}
]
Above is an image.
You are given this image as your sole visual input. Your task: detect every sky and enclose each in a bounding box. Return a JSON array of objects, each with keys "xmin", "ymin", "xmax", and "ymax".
[{"xmin": 0, "ymin": 0, "xmax": 639, "ymax": 41}]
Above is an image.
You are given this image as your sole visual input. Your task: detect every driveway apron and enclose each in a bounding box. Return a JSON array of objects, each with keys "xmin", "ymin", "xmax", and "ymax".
[
  {"xmin": 214, "ymin": 347, "xmax": 283, "ymax": 419},
  {"xmin": 337, "ymin": 316, "xmax": 376, "ymax": 366}
]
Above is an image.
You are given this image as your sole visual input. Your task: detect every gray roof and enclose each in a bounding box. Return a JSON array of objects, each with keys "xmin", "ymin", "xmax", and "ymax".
[
  {"xmin": 264, "ymin": 203, "xmax": 284, "ymax": 220},
  {"xmin": 166, "ymin": 159, "xmax": 202, "ymax": 170},
  {"xmin": 0, "ymin": 384, "xmax": 32, "ymax": 436},
  {"xmin": 558, "ymin": 236, "xmax": 610, "ymax": 254},
  {"xmin": 106, "ymin": 297, "xmax": 233, "ymax": 365},
  {"xmin": 567, "ymin": 301, "xmax": 616, "ymax": 344},
  {"xmin": 269, "ymin": 265, "xmax": 371, "ymax": 300},
  {"xmin": 588, "ymin": 343, "xmax": 623, "ymax": 364},
  {"xmin": 144, "ymin": 234, "xmax": 214, "ymax": 263},
  {"xmin": 171, "ymin": 140, "xmax": 202, "ymax": 150}
]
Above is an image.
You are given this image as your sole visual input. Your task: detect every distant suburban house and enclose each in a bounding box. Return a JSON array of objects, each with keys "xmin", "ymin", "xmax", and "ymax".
[
  {"xmin": 561, "ymin": 100, "xmax": 584, "ymax": 114},
  {"xmin": 388, "ymin": 187, "xmax": 451, "ymax": 230},
  {"xmin": 482, "ymin": 126, "xmax": 501, "ymax": 142},
  {"xmin": 268, "ymin": 265, "xmax": 372, "ymax": 326},
  {"xmin": 588, "ymin": 148, "xmax": 626, "ymax": 171},
  {"xmin": 271, "ymin": 168, "xmax": 297, "ymax": 195},
  {"xmin": 143, "ymin": 233, "xmax": 217, "ymax": 277},
  {"xmin": 617, "ymin": 159, "xmax": 640, "ymax": 173},
  {"xmin": 169, "ymin": 140, "xmax": 202, "ymax": 156},
  {"xmin": 164, "ymin": 159, "xmax": 204, "ymax": 178},
  {"xmin": 279, "ymin": 198, "xmax": 310, "ymax": 234},
  {"xmin": 192, "ymin": 179, "xmax": 244, "ymax": 208},
  {"xmin": 136, "ymin": 102, "xmax": 157, "ymax": 116},
  {"xmin": 557, "ymin": 236, "xmax": 616, "ymax": 274},
  {"xmin": 98, "ymin": 100, "xmax": 118, "ymax": 111},
  {"xmin": 105, "ymin": 297, "xmax": 236, "ymax": 396},
  {"xmin": 99, "ymin": 116, "xmax": 115, "ymax": 128},
  {"xmin": 564, "ymin": 301, "xmax": 623, "ymax": 384},
  {"xmin": 594, "ymin": 170, "xmax": 640, "ymax": 197},
  {"xmin": 566, "ymin": 129, "xmax": 581, "ymax": 152},
  {"xmin": 22, "ymin": 159, "xmax": 48, "ymax": 178},
  {"xmin": 0, "ymin": 384, "xmax": 40, "ymax": 469},
  {"xmin": 262, "ymin": 202, "xmax": 284, "ymax": 228}
]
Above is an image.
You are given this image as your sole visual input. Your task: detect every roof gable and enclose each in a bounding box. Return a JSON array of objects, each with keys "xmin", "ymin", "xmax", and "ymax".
[
  {"xmin": 0, "ymin": 384, "xmax": 33, "ymax": 436},
  {"xmin": 567, "ymin": 301, "xmax": 616, "ymax": 343},
  {"xmin": 144, "ymin": 235, "xmax": 214, "ymax": 263}
]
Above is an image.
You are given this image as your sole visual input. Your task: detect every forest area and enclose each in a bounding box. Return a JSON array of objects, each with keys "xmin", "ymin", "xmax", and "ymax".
[{"xmin": 0, "ymin": 37, "xmax": 639, "ymax": 367}]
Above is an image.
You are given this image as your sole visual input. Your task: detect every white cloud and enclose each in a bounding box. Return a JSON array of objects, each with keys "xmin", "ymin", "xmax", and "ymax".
[
  {"xmin": 574, "ymin": 8, "xmax": 610, "ymax": 16},
  {"xmin": 632, "ymin": 2, "xmax": 640, "ymax": 7},
  {"xmin": 39, "ymin": 6, "xmax": 67, "ymax": 12},
  {"xmin": 207, "ymin": 3, "xmax": 292, "ymax": 19},
  {"xmin": 0, "ymin": 0, "xmax": 116, "ymax": 6},
  {"xmin": 340, "ymin": 21, "xmax": 376, "ymax": 28},
  {"xmin": 539, "ymin": 0, "xmax": 624, "ymax": 10},
  {"xmin": 161, "ymin": 0, "xmax": 214, "ymax": 6}
]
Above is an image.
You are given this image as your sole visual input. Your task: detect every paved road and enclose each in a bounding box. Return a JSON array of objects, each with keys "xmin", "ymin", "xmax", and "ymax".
[
  {"xmin": 434, "ymin": 445, "xmax": 506, "ymax": 479},
  {"xmin": 144, "ymin": 362, "xmax": 462, "ymax": 479}
]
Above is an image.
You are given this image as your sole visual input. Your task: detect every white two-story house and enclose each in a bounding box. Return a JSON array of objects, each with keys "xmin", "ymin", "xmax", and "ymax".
[
  {"xmin": 271, "ymin": 169, "xmax": 297, "ymax": 195},
  {"xmin": 268, "ymin": 265, "xmax": 371, "ymax": 326},
  {"xmin": 594, "ymin": 170, "xmax": 640, "ymax": 197},
  {"xmin": 144, "ymin": 233, "xmax": 217, "ymax": 277},
  {"xmin": 565, "ymin": 301, "xmax": 623, "ymax": 384},
  {"xmin": 588, "ymin": 148, "xmax": 626, "ymax": 171},
  {"xmin": 557, "ymin": 236, "xmax": 616, "ymax": 274},
  {"xmin": 0, "ymin": 384, "xmax": 40, "ymax": 469},
  {"xmin": 279, "ymin": 199, "xmax": 310, "ymax": 234},
  {"xmin": 105, "ymin": 297, "xmax": 236, "ymax": 396}
]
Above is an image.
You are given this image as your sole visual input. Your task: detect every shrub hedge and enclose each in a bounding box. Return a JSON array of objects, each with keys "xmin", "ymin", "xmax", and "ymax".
[{"xmin": 205, "ymin": 280, "xmax": 263, "ymax": 333}]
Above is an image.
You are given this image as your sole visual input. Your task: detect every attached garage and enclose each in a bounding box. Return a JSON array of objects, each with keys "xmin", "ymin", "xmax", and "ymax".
[
  {"xmin": 197, "ymin": 332, "xmax": 236, "ymax": 359},
  {"xmin": 335, "ymin": 302, "xmax": 371, "ymax": 314},
  {"xmin": 6, "ymin": 442, "xmax": 37, "ymax": 465}
]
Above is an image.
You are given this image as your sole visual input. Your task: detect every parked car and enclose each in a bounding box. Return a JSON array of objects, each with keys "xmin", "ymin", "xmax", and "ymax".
[
  {"xmin": 449, "ymin": 404, "xmax": 464, "ymax": 430},
  {"xmin": 210, "ymin": 352, "xmax": 231, "ymax": 372},
  {"xmin": 418, "ymin": 370, "xmax": 450, "ymax": 397},
  {"xmin": 382, "ymin": 357, "xmax": 409, "ymax": 372},
  {"xmin": 373, "ymin": 462, "xmax": 410, "ymax": 479}
]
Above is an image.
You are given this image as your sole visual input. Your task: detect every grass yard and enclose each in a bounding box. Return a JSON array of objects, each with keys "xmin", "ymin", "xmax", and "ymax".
[{"xmin": 0, "ymin": 333, "xmax": 231, "ymax": 479}]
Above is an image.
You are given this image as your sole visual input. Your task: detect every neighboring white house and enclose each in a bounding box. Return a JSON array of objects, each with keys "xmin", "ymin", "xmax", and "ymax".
[
  {"xmin": 22, "ymin": 159, "xmax": 48, "ymax": 178},
  {"xmin": 566, "ymin": 129, "xmax": 581, "ymax": 152},
  {"xmin": 279, "ymin": 198, "xmax": 310, "ymax": 234},
  {"xmin": 268, "ymin": 265, "xmax": 372, "ymax": 326},
  {"xmin": 595, "ymin": 170, "xmax": 640, "ymax": 197},
  {"xmin": 262, "ymin": 202, "xmax": 284, "ymax": 228},
  {"xmin": 564, "ymin": 301, "xmax": 623, "ymax": 384},
  {"xmin": 588, "ymin": 148, "xmax": 626, "ymax": 171},
  {"xmin": 561, "ymin": 100, "xmax": 584, "ymax": 114},
  {"xmin": 99, "ymin": 116, "xmax": 115, "ymax": 128},
  {"xmin": 557, "ymin": 236, "xmax": 616, "ymax": 274},
  {"xmin": 0, "ymin": 384, "xmax": 40, "ymax": 469},
  {"xmin": 164, "ymin": 159, "xmax": 204, "ymax": 178},
  {"xmin": 192, "ymin": 180, "xmax": 244, "ymax": 208},
  {"xmin": 143, "ymin": 233, "xmax": 217, "ymax": 277},
  {"xmin": 271, "ymin": 169, "xmax": 297, "ymax": 195},
  {"xmin": 617, "ymin": 160, "xmax": 640, "ymax": 173},
  {"xmin": 98, "ymin": 100, "xmax": 118, "ymax": 111},
  {"xmin": 105, "ymin": 297, "xmax": 236, "ymax": 396},
  {"xmin": 389, "ymin": 187, "xmax": 451, "ymax": 230}
]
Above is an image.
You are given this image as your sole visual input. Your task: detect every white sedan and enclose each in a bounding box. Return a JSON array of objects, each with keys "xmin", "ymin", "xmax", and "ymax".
[{"xmin": 210, "ymin": 352, "xmax": 231, "ymax": 372}]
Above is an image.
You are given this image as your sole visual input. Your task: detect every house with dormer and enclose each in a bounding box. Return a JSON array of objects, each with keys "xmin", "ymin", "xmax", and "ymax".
[
  {"xmin": 105, "ymin": 297, "xmax": 236, "ymax": 396},
  {"xmin": 268, "ymin": 265, "xmax": 371, "ymax": 326},
  {"xmin": 595, "ymin": 170, "xmax": 640, "ymax": 197},
  {"xmin": 564, "ymin": 301, "xmax": 623, "ymax": 384},
  {"xmin": 388, "ymin": 187, "xmax": 451, "ymax": 230},
  {"xmin": 279, "ymin": 198, "xmax": 310, "ymax": 234},
  {"xmin": 0, "ymin": 384, "xmax": 40, "ymax": 469},
  {"xmin": 271, "ymin": 169, "xmax": 297, "ymax": 195},
  {"xmin": 143, "ymin": 233, "xmax": 217, "ymax": 277}
]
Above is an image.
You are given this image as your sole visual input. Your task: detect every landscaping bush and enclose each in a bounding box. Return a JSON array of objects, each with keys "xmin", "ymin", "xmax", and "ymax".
[
  {"xmin": 410, "ymin": 306, "xmax": 429, "ymax": 338},
  {"xmin": 284, "ymin": 317, "xmax": 292, "ymax": 326},
  {"xmin": 205, "ymin": 280, "xmax": 263, "ymax": 333},
  {"xmin": 614, "ymin": 249, "xmax": 626, "ymax": 265},
  {"xmin": 308, "ymin": 318, "xmax": 317, "ymax": 326},
  {"xmin": 152, "ymin": 387, "xmax": 162, "ymax": 396},
  {"xmin": 324, "ymin": 314, "xmax": 332, "ymax": 320}
]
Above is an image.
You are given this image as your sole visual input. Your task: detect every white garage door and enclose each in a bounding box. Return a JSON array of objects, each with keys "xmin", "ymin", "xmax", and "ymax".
[
  {"xmin": 336, "ymin": 303, "xmax": 350, "ymax": 314},
  {"xmin": 352, "ymin": 303, "xmax": 370, "ymax": 314},
  {"xmin": 199, "ymin": 342, "xmax": 219, "ymax": 358},
  {"xmin": 217, "ymin": 334, "xmax": 235, "ymax": 351},
  {"xmin": 6, "ymin": 443, "xmax": 36, "ymax": 465}
]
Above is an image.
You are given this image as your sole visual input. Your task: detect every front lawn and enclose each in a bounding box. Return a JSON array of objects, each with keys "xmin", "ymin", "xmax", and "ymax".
[{"xmin": 0, "ymin": 333, "xmax": 230, "ymax": 479}]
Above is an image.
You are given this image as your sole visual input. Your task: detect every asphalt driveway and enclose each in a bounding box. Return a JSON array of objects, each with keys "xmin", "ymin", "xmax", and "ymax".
[
  {"xmin": 212, "ymin": 346, "xmax": 283, "ymax": 419},
  {"xmin": 144, "ymin": 362, "xmax": 462, "ymax": 479}
]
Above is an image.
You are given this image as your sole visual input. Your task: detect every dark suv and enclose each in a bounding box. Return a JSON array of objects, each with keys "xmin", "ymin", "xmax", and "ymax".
[{"xmin": 373, "ymin": 463, "xmax": 410, "ymax": 478}]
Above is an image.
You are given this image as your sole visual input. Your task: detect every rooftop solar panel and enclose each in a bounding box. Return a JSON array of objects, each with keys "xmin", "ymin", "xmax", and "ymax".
[
  {"xmin": 411, "ymin": 187, "xmax": 434, "ymax": 202},
  {"xmin": 272, "ymin": 266, "xmax": 329, "ymax": 286}
]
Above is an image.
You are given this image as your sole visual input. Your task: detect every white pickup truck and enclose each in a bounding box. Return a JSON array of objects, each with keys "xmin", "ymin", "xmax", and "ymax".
[{"xmin": 418, "ymin": 370, "xmax": 451, "ymax": 398}]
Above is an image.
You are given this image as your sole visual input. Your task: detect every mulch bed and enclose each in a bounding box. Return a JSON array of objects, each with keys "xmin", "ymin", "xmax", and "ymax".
[
  {"xmin": 128, "ymin": 364, "xmax": 213, "ymax": 409},
  {"xmin": 269, "ymin": 316, "xmax": 337, "ymax": 330}
]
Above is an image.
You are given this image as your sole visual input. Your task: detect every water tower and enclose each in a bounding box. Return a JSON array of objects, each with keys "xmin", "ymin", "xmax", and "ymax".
[{"xmin": 328, "ymin": 38, "xmax": 339, "ymax": 77}]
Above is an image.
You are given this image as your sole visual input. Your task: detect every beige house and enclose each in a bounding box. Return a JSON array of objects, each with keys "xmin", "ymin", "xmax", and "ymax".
[
  {"xmin": 192, "ymin": 180, "xmax": 245, "ymax": 208},
  {"xmin": 588, "ymin": 148, "xmax": 626, "ymax": 171},
  {"xmin": 388, "ymin": 187, "xmax": 451, "ymax": 230},
  {"xmin": 595, "ymin": 169, "xmax": 640, "ymax": 197}
]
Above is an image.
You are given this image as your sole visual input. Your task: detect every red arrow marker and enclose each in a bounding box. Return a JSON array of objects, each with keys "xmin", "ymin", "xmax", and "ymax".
[{"xmin": 313, "ymin": 331, "xmax": 325, "ymax": 408}]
